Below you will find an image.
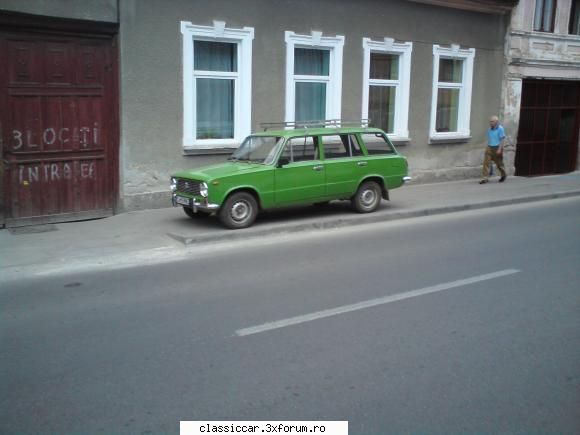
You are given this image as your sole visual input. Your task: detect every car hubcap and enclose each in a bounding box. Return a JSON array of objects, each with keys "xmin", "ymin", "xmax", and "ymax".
[
  {"xmin": 360, "ymin": 188, "xmax": 377, "ymax": 208},
  {"xmin": 231, "ymin": 200, "xmax": 251, "ymax": 222}
]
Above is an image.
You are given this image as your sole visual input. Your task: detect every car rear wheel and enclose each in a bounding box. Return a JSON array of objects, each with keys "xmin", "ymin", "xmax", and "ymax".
[
  {"xmin": 219, "ymin": 192, "xmax": 258, "ymax": 229},
  {"xmin": 352, "ymin": 181, "xmax": 382, "ymax": 213},
  {"xmin": 183, "ymin": 206, "xmax": 210, "ymax": 219}
]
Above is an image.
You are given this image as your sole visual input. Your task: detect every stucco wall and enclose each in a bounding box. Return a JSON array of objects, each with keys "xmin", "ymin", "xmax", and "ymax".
[
  {"xmin": 0, "ymin": 0, "xmax": 117, "ymax": 22},
  {"xmin": 0, "ymin": 0, "xmax": 510, "ymax": 210},
  {"xmin": 118, "ymin": 0, "xmax": 509, "ymax": 209}
]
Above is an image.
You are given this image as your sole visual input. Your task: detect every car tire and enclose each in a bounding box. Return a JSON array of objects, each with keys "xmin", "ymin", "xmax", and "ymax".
[
  {"xmin": 183, "ymin": 206, "xmax": 211, "ymax": 219},
  {"xmin": 352, "ymin": 181, "xmax": 382, "ymax": 213},
  {"xmin": 218, "ymin": 192, "xmax": 258, "ymax": 229}
]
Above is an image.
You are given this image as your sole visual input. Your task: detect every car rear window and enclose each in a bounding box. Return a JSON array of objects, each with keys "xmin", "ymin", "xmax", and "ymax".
[{"xmin": 361, "ymin": 133, "xmax": 396, "ymax": 155}]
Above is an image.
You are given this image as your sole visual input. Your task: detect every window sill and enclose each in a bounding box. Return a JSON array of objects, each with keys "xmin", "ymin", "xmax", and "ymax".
[
  {"xmin": 183, "ymin": 147, "xmax": 237, "ymax": 156},
  {"xmin": 429, "ymin": 135, "xmax": 471, "ymax": 145}
]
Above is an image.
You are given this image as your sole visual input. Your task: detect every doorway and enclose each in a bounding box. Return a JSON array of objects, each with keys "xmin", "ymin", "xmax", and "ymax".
[
  {"xmin": 515, "ymin": 80, "xmax": 580, "ymax": 176},
  {"xmin": 0, "ymin": 13, "xmax": 118, "ymax": 227}
]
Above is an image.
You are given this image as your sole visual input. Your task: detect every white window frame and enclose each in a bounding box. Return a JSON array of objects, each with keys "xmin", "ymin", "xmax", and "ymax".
[
  {"xmin": 430, "ymin": 44, "xmax": 475, "ymax": 141},
  {"xmin": 362, "ymin": 37, "xmax": 413, "ymax": 141},
  {"xmin": 285, "ymin": 31, "xmax": 344, "ymax": 124},
  {"xmin": 181, "ymin": 21, "xmax": 254, "ymax": 150}
]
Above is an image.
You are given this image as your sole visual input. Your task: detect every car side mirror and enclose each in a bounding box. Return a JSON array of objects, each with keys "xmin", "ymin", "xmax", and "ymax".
[{"xmin": 277, "ymin": 157, "xmax": 290, "ymax": 168}]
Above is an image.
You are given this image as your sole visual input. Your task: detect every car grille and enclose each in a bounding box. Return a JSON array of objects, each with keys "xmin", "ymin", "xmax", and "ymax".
[{"xmin": 176, "ymin": 178, "xmax": 202, "ymax": 196}]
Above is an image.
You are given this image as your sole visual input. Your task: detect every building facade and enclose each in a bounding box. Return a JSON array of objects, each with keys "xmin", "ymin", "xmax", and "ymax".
[
  {"xmin": 501, "ymin": 0, "xmax": 580, "ymax": 176},
  {"xmin": 0, "ymin": 0, "xmax": 515, "ymax": 226}
]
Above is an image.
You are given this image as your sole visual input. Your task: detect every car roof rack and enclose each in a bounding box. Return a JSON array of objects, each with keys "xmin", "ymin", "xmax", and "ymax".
[{"xmin": 261, "ymin": 119, "xmax": 371, "ymax": 131}]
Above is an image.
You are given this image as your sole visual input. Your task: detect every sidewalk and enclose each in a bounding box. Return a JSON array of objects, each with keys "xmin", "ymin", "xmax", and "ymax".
[{"xmin": 2, "ymin": 172, "xmax": 580, "ymax": 281}]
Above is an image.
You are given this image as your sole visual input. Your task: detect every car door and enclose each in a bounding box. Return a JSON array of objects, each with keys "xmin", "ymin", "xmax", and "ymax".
[
  {"xmin": 359, "ymin": 132, "xmax": 407, "ymax": 189},
  {"xmin": 322, "ymin": 134, "xmax": 368, "ymax": 197},
  {"xmin": 274, "ymin": 135, "xmax": 325, "ymax": 206}
]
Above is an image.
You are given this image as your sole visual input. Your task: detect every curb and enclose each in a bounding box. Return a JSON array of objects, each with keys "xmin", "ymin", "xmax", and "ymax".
[
  {"xmin": 2, "ymin": 189, "xmax": 579, "ymax": 282},
  {"xmin": 167, "ymin": 189, "xmax": 580, "ymax": 246}
]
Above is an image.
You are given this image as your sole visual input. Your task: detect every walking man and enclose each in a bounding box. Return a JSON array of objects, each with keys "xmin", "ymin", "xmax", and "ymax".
[{"xmin": 480, "ymin": 115, "xmax": 507, "ymax": 184}]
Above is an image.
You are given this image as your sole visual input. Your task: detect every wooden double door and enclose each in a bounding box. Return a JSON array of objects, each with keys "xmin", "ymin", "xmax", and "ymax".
[{"xmin": 0, "ymin": 18, "xmax": 118, "ymax": 227}]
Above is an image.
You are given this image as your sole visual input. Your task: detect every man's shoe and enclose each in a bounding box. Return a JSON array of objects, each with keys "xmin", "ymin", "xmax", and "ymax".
[
  {"xmin": 499, "ymin": 176, "xmax": 506, "ymax": 183},
  {"xmin": 479, "ymin": 179, "xmax": 488, "ymax": 184}
]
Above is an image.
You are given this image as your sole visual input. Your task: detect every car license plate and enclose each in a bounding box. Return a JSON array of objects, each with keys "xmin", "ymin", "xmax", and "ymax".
[{"xmin": 175, "ymin": 195, "xmax": 191, "ymax": 206}]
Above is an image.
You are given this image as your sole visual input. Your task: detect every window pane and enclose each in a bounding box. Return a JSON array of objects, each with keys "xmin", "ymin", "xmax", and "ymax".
[
  {"xmin": 322, "ymin": 134, "xmax": 362, "ymax": 158},
  {"xmin": 369, "ymin": 86, "xmax": 396, "ymax": 134},
  {"xmin": 196, "ymin": 78, "xmax": 234, "ymax": 139},
  {"xmin": 281, "ymin": 136, "xmax": 318, "ymax": 162},
  {"xmin": 439, "ymin": 59, "xmax": 463, "ymax": 83},
  {"xmin": 290, "ymin": 137, "xmax": 318, "ymax": 162},
  {"xmin": 194, "ymin": 41, "xmax": 237, "ymax": 72},
  {"xmin": 534, "ymin": 0, "xmax": 544, "ymax": 30},
  {"xmin": 322, "ymin": 135, "xmax": 349, "ymax": 158},
  {"xmin": 294, "ymin": 48, "xmax": 329, "ymax": 76},
  {"xmin": 543, "ymin": 0, "xmax": 555, "ymax": 30},
  {"xmin": 295, "ymin": 82, "xmax": 326, "ymax": 122},
  {"xmin": 361, "ymin": 133, "xmax": 395, "ymax": 155},
  {"xmin": 370, "ymin": 53, "xmax": 399, "ymax": 80},
  {"xmin": 436, "ymin": 88, "xmax": 460, "ymax": 132},
  {"xmin": 232, "ymin": 136, "xmax": 282, "ymax": 164},
  {"xmin": 534, "ymin": 0, "xmax": 556, "ymax": 32},
  {"xmin": 346, "ymin": 135, "xmax": 363, "ymax": 156},
  {"xmin": 570, "ymin": 0, "xmax": 580, "ymax": 34}
]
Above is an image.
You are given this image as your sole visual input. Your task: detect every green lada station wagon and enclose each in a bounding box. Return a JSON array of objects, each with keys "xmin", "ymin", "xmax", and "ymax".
[{"xmin": 171, "ymin": 123, "xmax": 410, "ymax": 229}]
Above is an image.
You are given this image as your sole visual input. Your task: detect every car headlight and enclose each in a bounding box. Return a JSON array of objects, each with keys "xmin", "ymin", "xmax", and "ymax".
[
  {"xmin": 170, "ymin": 177, "xmax": 177, "ymax": 192},
  {"xmin": 200, "ymin": 182, "xmax": 208, "ymax": 197}
]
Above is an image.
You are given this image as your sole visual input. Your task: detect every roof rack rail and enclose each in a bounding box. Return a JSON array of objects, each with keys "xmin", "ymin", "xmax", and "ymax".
[{"xmin": 260, "ymin": 119, "xmax": 371, "ymax": 131}]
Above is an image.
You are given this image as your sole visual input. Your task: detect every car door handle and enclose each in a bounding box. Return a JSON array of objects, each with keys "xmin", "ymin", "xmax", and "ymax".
[
  {"xmin": 312, "ymin": 165, "xmax": 324, "ymax": 171},
  {"xmin": 357, "ymin": 161, "xmax": 368, "ymax": 167}
]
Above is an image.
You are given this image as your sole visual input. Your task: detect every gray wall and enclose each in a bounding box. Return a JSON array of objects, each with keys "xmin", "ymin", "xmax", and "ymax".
[
  {"xmin": 118, "ymin": 0, "xmax": 509, "ymax": 209},
  {"xmin": 0, "ymin": 0, "xmax": 117, "ymax": 22},
  {"xmin": 0, "ymin": 0, "xmax": 510, "ymax": 210}
]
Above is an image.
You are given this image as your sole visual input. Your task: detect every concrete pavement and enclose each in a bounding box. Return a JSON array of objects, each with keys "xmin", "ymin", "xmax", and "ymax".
[{"xmin": 1, "ymin": 172, "xmax": 580, "ymax": 281}]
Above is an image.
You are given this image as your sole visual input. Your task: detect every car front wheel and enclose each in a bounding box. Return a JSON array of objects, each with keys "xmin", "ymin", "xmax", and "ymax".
[
  {"xmin": 218, "ymin": 192, "xmax": 258, "ymax": 229},
  {"xmin": 352, "ymin": 181, "xmax": 382, "ymax": 213}
]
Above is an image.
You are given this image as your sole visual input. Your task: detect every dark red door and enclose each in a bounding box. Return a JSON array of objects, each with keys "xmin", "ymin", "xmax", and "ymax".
[
  {"xmin": 0, "ymin": 28, "xmax": 118, "ymax": 227},
  {"xmin": 515, "ymin": 80, "xmax": 580, "ymax": 176}
]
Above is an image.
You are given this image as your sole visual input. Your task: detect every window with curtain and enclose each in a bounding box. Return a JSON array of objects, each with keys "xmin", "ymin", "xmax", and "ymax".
[
  {"xmin": 181, "ymin": 21, "xmax": 253, "ymax": 149},
  {"xmin": 435, "ymin": 58, "xmax": 463, "ymax": 133},
  {"xmin": 362, "ymin": 38, "xmax": 412, "ymax": 140},
  {"xmin": 430, "ymin": 44, "xmax": 474, "ymax": 139},
  {"xmin": 294, "ymin": 48, "xmax": 330, "ymax": 123},
  {"xmin": 194, "ymin": 41, "xmax": 237, "ymax": 139},
  {"xmin": 368, "ymin": 53, "xmax": 399, "ymax": 134},
  {"xmin": 534, "ymin": 0, "xmax": 557, "ymax": 32},
  {"xmin": 570, "ymin": 0, "xmax": 580, "ymax": 34}
]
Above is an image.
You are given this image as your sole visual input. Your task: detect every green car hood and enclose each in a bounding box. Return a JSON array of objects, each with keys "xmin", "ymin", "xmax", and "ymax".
[{"xmin": 172, "ymin": 161, "xmax": 268, "ymax": 181}]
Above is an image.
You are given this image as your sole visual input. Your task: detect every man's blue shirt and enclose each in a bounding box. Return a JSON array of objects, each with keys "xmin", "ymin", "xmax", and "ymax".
[{"xmin": 488, "ymin": 125, "xmax": 505, "ymax": 147}]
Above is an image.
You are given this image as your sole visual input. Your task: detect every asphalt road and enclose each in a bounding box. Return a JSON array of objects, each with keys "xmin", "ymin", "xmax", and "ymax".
[{"xmin": 1, "ymin": 198, "xmax": 579, "ymax": 434}]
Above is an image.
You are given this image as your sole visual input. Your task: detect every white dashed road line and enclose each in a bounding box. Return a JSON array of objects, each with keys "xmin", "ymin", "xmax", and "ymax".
[{"xmin": 235, "ymin": 269, "xmax": 521, "ymax": 337}]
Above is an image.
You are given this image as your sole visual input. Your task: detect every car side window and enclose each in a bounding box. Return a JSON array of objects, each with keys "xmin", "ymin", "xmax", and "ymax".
[
  {"xmin": 281, "ymin": 136, "xmax": 319, "ymax": 162},
  {"xmin": 347, "ymin": 134, "xmax": 363, "ymax": 156},
  {"xmin": 323, "ymin": 134, "xmax": 362, "ymax": 159},
  {"xmin": 360, "ymin": 133, "xmax": 396, "ymax": 155}
]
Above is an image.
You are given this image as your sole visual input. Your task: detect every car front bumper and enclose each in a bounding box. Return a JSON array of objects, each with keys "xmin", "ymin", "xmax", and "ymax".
[{"xmin": 172, "ymin": 193, "xmax": 220, "ymax": 213}]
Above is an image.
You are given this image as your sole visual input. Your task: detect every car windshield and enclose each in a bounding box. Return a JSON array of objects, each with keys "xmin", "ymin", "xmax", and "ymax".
[{"xmin": 229, "ymin": 136, "xmax": 283, "ymax": 164}]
